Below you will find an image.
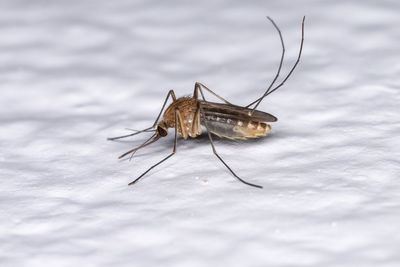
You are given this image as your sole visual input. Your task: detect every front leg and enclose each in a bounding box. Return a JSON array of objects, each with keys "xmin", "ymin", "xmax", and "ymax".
[
  {"xmin": 108, "ymin": 89, "xmax": 177, "ymax": 141},
  {"xmin": 193, "ymin": 82, "xmax": 232, "ymax": 104},
  {"xmin": 128, "ymin": 109, "xmax": 180, "ymax": 186}
]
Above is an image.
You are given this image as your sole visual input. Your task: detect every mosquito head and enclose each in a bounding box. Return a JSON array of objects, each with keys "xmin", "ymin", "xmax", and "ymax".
[{"xmin": 156, "ymin": 121, "xmax": 168, "ymax": 137}]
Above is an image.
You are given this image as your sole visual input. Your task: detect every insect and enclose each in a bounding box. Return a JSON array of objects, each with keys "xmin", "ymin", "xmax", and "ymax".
[{"xmin": 108, "ymin": 16, "xmax": 305, "ymax": 189}]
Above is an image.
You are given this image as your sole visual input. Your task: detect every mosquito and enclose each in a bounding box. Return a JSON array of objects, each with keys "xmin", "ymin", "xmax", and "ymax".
[{"xmin": 108, "ymin": 16, "xmax": 305, "ymax": 189}]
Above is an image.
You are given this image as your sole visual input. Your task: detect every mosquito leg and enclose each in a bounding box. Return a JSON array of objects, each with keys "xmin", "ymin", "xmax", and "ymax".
[
  {"xmin": 198, "ymin": 105, "xmax": 263, "ymax": 189},
  {"xmin": 128, "ymin": 110, "xmax": 179, "ymax": 186},
  {"xmin": 193, "ymin": 82, "xmax": 232, "ymax": 104},
  {"xmin": 191, "ymin": 105, "xmax": 201, "ymax": 135},
  {"xmin": 246, "ymin": 16, "xmax": 285, "ymax": 110},
  {"xmin": 107, "ymin": 89, "xmax": 177, "ymax": 141},
  {"xmin": 152, "ymin": 89, "xmax": 177, "ymax": 127},
  {"xmin": 247, "ymin": 16, "xmax": 305, "ymax": 113}
]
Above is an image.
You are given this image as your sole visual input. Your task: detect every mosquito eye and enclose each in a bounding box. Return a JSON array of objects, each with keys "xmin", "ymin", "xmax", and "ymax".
[{"xmin": 157, "ymin": 126, "xmax": 168, "ymax": 137}]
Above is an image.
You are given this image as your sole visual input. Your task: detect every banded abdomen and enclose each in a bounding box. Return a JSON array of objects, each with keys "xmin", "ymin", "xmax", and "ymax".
[
  {"xmin": 203, "ymin": 115, "xmax": 271, "ymax": 139},
  {"xmin": 200, "ymin": 101, "xmax": 277, "ymax": 139}
]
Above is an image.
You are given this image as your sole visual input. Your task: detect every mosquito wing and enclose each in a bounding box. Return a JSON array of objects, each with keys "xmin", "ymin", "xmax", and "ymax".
[{"xmin": 200, "ymin": 101, "xmax": 277, "ymax": 122}]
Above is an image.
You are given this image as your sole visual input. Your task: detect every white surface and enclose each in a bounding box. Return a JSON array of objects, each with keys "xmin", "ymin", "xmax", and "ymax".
[{"xmin": 1, "ymin": 1, "xmax": 400, "ymax": 266}]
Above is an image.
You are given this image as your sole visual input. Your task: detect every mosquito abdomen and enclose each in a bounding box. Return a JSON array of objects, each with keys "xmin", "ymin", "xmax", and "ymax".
[{"xmin": 203, "ymin": 115, "xmax": 271, "ymax": 139}]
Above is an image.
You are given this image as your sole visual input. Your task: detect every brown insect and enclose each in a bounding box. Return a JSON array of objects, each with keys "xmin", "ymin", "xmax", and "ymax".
[{"xmin": 108, "ymin": 16, "xmax": 305, "ymax": 188}]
